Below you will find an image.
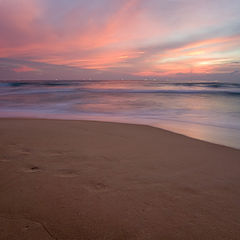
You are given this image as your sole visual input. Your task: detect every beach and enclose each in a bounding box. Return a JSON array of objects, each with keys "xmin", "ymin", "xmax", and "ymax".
[{"xmin": 0, "ymin": 118, "xmax": 240, "ymax": 239}]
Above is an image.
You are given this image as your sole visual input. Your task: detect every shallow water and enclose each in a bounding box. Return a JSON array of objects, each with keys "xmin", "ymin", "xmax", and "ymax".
[{"xmin": 1, "ymin": 80, "xmax": 240, "ymax": 149}]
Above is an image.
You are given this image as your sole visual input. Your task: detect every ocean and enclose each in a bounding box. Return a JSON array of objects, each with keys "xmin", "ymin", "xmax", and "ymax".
[{"xmin": 1, "ymin": 80, "xmax": 240, "ymax": 149}]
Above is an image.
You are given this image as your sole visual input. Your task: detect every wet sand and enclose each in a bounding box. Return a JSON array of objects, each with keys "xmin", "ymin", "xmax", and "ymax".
[{"xmin": 0, "ymin": 118, "xmax": 240, "ymax": 240}]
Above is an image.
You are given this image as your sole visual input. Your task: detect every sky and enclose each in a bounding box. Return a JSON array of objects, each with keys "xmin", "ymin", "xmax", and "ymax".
[{"xmin": 0, "ymin": 0, "xmax": 240, "ymax": 81}]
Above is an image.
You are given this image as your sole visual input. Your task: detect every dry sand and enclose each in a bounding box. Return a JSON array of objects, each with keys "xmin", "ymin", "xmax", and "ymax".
[{"xmin": 0, "ymin": 118, "xmax": 240, "ymax": 240}]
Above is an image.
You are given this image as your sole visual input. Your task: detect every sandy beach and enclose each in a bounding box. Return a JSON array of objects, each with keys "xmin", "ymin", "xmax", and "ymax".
[{"xmin": 0, "ymin": 118, "xmax": 240, "ymax": 240}]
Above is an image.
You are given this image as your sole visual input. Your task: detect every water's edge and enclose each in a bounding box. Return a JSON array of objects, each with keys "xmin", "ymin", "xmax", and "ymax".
[
  {"xmin": 1, "ymin": 80, "xmax": 240, "ymax": 149},
  {"xmin": 1, "ymin": 116, "xmax": 239, "ymax": 151}
]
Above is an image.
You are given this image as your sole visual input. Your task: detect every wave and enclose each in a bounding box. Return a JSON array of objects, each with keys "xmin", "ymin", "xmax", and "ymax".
[
  {"xmin": 0, "ymin": 81, "xmax": 75, "ymax": 87},
  {"xmin": 1, "ymin": 80, "xmax": 240, "ymax": 96},
  {"xmin": 1, "ymin": 88, "xmax": 240, "ymax": 96},
  {"xmin": 171, "ymin": 82, "xmax": 240, "ymax": 88},
  {"xmin": 1, "ymin": 80, "xmax": 240, "ymax": 87},
  {"xmin": 80, "ymin": 88, "xmax": 240, "ymax": 95}
]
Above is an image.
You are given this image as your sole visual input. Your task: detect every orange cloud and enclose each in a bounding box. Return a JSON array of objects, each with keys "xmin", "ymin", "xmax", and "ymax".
[
  {"xmin": 13, "ymin": 65, "xmax": 37, "ymax": 72},
  {"xmin": 135, "ymin": 34, "xmax": 240, "ymax": 76}
]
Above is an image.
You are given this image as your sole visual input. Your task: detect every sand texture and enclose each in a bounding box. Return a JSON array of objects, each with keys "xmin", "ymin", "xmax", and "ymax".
[{"xmin": 0, "ymin": 118, "xmax": 240, "ymax": 240}]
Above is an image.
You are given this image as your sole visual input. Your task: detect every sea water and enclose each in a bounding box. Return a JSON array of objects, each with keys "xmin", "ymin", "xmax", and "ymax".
[{"xmin": 0, "ymin": 80, "xmax": 240, "ymax": 149}]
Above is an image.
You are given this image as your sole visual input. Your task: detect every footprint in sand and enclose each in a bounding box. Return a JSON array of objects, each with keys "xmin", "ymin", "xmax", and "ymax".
[
  {"xmin": 50, "ymin": 150, "xmax": 72, "ymax": 157},
  {"xmin": 85, "ymin": 182, "xmax": 108, "ymax": 193},
  {"xmin": 19, "ymin": 148, "xmax": 31, "ymax": 155},
  {"xmin": 0, "ymin": 216, "xmax": 53, "ymax": 240},
  {"xmin": 55, "ymin": 169, "xmax": 79, "ymax": 178},
  {"xmin": 22, "ymin": 166, "xmax": 41, "ymax": 173}
]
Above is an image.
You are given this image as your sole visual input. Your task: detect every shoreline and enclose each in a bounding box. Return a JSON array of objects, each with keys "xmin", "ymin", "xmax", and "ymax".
[
  {"xmin": 0, "ymin": 116, "xmax": 239, "ymax": 150},
  {"xmin": 1, "ymin": 118, "xmax": 240, "ymax": 239}
]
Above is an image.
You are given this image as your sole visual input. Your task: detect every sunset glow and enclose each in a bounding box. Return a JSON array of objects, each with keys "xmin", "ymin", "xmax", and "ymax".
[{"xmin": 0, "ymin": 0, "xmax": 240, "ymax": 80}]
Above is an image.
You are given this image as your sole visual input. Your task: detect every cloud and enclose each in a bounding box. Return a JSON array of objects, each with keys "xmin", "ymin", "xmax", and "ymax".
[
  {"xmin": 0, "ymin": 0, "xmax": 240, "ymax": 80},
  {"xmin": 13, "ymin": 65, "xmax": 38, "ymax": 73}
]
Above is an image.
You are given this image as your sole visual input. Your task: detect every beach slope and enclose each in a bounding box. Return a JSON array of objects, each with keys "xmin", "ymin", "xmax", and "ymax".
[{"xmin": 0, "ymin": 119, "xmax": 240, "ymax": 240}]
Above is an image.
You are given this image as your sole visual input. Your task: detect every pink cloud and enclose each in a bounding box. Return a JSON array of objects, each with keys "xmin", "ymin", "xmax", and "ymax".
[
  {"xmin": 0, "ymin": 0, "xmax": 239, "ymax": 79},
  {"xmin": 13, "ymin": 65, "xmax": 37, "ymax": 73}
]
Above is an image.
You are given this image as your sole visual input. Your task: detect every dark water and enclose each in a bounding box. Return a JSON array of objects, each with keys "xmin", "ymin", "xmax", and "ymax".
[{"xmin": 1, "ymin": 80, "xmax": 240, "ymax": 149}]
